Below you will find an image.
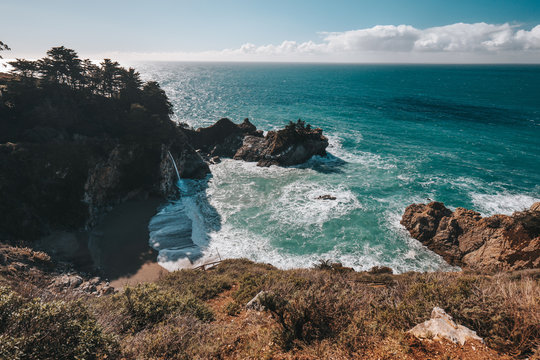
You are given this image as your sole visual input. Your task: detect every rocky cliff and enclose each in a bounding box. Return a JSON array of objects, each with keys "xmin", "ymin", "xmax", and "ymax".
[
  {"xmin": 0, "ymin": 131, "xmax": 208, "ymax": 241},
  {"xmin": 401, "ymin": 201, "xmax": 540, "ymax": 270},
  {"xmin": 185, "ymin": 118, "xmax": 329, "ymax": 167},
  {"xmin": 183, "ymin": 118, "xmax": 261, "ymax": 158},
  {"xmin": 233, "ymin": 122, "xmax": 328, "ymax": 167}
]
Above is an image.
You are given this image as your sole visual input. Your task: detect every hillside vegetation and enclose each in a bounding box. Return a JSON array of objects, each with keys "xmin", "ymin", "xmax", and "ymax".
[{"xmin": 1, "ymin": 248, "xmax": 538, "ymax": 359}]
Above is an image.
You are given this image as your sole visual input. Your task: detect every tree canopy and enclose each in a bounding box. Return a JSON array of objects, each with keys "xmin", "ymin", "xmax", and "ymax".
[{"xmin": 0, "ymin": 46, "xmax": 175, "ymax": 143}]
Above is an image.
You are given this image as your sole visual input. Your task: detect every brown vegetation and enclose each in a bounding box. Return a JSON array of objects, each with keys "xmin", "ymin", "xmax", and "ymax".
[{"xmin": 0, "ymin": 251, "xmax": 539, "ymax": 359}]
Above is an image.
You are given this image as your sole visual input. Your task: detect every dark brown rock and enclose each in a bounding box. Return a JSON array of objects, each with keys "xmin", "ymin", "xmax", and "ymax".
[
  {"xmin": 401, "ymin": 202, "xmax": 540, "ymax": 270},
  {"xmin": 234, "ymin": 120, "xmax": 328, "ymax": 167},
  {"xmin": 317, "ymin": 195, "xmax": 337, "ymax": 200},
  {"xmin": 184, "ymin": 118, "xmax": 261, "ymax": 158}
]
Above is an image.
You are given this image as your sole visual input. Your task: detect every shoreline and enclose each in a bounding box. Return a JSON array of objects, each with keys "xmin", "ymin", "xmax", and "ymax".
[{"xmin": 39, "ymin": 196, "xmax": 170, "ymax": 288}]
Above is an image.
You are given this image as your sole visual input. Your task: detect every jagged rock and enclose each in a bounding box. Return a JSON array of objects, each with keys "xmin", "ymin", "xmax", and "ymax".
[
  {"xmin": 317, "ymin": 194, "xmax": 337, "ymax": 200},
  {"xmin": 246, "ymin": 291, "xmax": 272, "ymax": 312},
  {"xmin": 401, "ymin": 202, "xmax": 540, "ymax": 270},
  {"xmin": 51, "ymin": 274, "xmax": 84, "ymax": 289},
  {"xmin": 234, "ymin": 121, "xmax": 328, "ymax": 167},
  {"xmin": 408, "ymin": 307, "xmax": 483, "ymax": 345},
  {"xmin": 184, "ymin": 118, "xmax": 261, "ymax": 158}
]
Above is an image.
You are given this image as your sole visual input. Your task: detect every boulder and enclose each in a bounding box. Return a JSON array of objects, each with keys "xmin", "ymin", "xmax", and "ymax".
[
  {"xmin": 184, "ymin": 118, "xmax": 261, "ymax": 158},
  {"xmin": 317, "ymin": 194, "xmax": 337, "ymax": 200},
  {"xmin": 401, "ymin": 202, "xmax": 540, "ymax": 270},
  {"xmin": 408, "ymin": 307, "xmax": 483, "ymax": 345},
  {"xmin": 246, "ymin": 291, "xmax": 272, "ymax": 312},
  {"xmin": 234, "ymin": 120, "xmax": 328, "ymax": 167}
]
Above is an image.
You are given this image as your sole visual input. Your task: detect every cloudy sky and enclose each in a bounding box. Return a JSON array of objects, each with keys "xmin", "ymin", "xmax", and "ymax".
[{"xmin": 1, "ymin": 0, "xmax": 540, "ymax": 63}]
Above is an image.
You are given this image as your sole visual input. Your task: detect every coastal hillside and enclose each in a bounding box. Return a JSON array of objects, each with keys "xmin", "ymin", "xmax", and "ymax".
[
  {"xmin": 1, "ymin": 246, "xmax": 539, "ymax": 359},
  {"xmin": 0, "ymin": 47, "xmax": 209, "ymax": 241},
  {"xmin": 1, "ymin": 48, "xmax": 539, "ymax": 359}
]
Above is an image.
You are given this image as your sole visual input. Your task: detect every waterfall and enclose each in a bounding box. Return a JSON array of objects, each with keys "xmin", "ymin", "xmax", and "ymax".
[{"xmin": 167, "ymin": 150, "xmax": 181, "ymax": 181}]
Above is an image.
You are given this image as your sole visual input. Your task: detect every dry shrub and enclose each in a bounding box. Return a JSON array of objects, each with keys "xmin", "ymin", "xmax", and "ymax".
[
  {"xmin": 159, "ymin": 268, "xmax": 232, "ymax": 300},
  {"xmin": 122, "ymin": 315, "xmax": 218, "ymax": 360},
  {"xmin": 0, "ymin": 285, "xmax": 118, "ymax": 360}
]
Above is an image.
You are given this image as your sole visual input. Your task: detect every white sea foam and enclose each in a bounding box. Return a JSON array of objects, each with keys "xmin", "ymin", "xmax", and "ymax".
[
  {"xmin": 269, "ymin": 181, "xmax": 362, "ymax": 226},
  {"xmin": 470, "ymin": 192, "xmax": 540, "ymax": 216}
]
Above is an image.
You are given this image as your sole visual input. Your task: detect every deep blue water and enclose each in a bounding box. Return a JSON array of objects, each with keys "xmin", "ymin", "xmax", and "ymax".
[{"xmin": 137, "ymin": 63, "xmax": 540, "ymax": 272}]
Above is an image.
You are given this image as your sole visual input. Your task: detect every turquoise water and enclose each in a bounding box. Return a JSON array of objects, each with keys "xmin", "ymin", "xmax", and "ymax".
[{"xmin": 139, "ymin": 63, "xmax": 540, "ymax": 272}]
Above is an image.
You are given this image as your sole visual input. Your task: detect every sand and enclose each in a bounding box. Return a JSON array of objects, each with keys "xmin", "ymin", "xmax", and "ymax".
[{"xmin": 39, "ymin": 196, "xmax": 170, "ymax": 289}]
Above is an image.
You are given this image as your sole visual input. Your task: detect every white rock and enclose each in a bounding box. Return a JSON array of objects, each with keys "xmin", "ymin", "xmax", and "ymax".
[{"xmin": 408, "ymin": 307, "xmax": 483, "ymax": 345}]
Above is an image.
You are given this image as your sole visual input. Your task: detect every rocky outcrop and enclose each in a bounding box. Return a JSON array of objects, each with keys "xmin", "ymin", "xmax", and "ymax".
[
  {"xmin": 0, "ymin": 132, "xmax": 208, "ymax": 240},
  {"xmin": 184, "ymin": 118, "xmax": 261, "ymax": 158},
  {"xmin": 401, "ymin": 201, "xmax": 540, "ymax": 270},
  {"xmin": 234, "ymin": 120, "xmax": 329, "ymax": 167},
  {"xmin": 408, "ymin": 307, "xmax": 483, "ymax": 345}
]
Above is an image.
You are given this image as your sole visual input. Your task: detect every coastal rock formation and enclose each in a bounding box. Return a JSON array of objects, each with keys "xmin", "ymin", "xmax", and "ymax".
[
  {"xmin": 184, "ymin": 118, "xmax": 261, "ymax": 158},
  {"xmin": 401, "ymin": 201, "xmax": 540, "ymax": 270},
  {"xmin": 0, "ymin": 134, "xmax": 208, "ymax": 240},
  {"xmin": 234, "ymin": 120, "xmax": 329, "ymax": 167},
  {"xmin": 408, "ymin": 307, "xmax": 483, "ymax": 345}
]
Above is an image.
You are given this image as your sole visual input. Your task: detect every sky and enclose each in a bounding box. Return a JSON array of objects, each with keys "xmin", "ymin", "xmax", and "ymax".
[{"xmin": 1, "ymin": 0, "xmax": 540, "ymax": 63}]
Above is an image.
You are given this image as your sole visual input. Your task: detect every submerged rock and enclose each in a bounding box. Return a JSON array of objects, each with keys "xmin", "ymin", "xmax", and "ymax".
[
  {"xmin": 317, "ymin": 194, "xmax": 337, "ymax": 200},
  {"xmin": 234, "ymin": 120, "xmax": 328, "ymax": 167},
  {"xmin": 401, "ymin": 201, "xmax": 540, "ymax": 270},
  {"xmin": 408, "ymin": 307, "xmax": 483, "ymax": 345}
]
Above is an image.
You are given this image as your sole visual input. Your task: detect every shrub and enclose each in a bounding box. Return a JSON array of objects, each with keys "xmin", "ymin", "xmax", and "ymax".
[
  {"xmin": 368, "ymin": 266, "xmax": 393, "ymax": 275},
  {"xmin": 160, "ymin": 269, "xmax": 232, "ymax": 300},
  {"xmin": 225, "ymin": 300, "xmax": 242, "ymax": 316},
  {"xmin": 0, "ymin": 286, "xmax": 118, "ymax": 360},
  {"xmin": 121, "ymin": 316, "xmax": 218, "ymax": 360},
  {"xmin": 117, "ymin": 283, "xmax": 214, "ymax": 332}
]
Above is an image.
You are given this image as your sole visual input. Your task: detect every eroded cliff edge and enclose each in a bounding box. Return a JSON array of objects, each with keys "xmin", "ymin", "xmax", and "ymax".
[{"xmin": 401, "ymin": 201, "xmax": 540, "ymax": 270}]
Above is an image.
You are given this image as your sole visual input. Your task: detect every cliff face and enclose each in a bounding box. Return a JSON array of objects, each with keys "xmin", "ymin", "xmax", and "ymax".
[
  {"xmin": 401, "ymin": 202, "xmax": 540, "ymax": 271},
  {"xmin": 0, "ymin": 132, "xmax": 208, "ymax": 241}
]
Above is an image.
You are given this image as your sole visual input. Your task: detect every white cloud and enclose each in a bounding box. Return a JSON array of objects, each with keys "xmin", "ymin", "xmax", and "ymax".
[{"xmin": 98, "ymin": 22, "xmax": 540, "ymax": 63}]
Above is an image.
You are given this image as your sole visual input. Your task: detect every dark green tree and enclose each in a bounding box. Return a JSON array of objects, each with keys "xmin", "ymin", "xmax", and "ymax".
[
  {"xmin": 141, "ymin": 81, "xmax": 173, "ymax": 115},
  {"xmin": 38, "ymin": 46, "xmax": 83, "ymax": 88},
  {"xmin": 100, "ymin": 59, "xmax": 122, "ymax": 97},
  {"xmin": 0, "ymin": 41, "xmax": 9, "ymax": 59},
  {"xmin": 8, "ymin": 59, "xmax": 39, "ymax": 79}
]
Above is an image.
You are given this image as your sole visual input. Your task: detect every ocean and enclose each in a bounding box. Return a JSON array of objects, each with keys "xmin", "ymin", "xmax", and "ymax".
[{"xmin": 136, "ymin": 63, "xmax": 540, "ymax": 272}]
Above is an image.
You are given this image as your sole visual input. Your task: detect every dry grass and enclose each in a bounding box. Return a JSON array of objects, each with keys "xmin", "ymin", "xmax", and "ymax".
[{"xmin": 1, "ymin": 255, "xmax": 539, "ymax": 359}]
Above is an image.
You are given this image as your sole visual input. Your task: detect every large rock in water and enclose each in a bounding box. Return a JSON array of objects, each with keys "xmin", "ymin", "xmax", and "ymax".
[
  {"xmin": 234, "ymin": 121, "xmax": 329, "ymax": 166},
  {"xmin": 401, "ymin": 201, "xmax": 540, "ymax": 270},
  {"xmin": 183, "ymin": 118, "xmax": 261, "ymax": 158}
]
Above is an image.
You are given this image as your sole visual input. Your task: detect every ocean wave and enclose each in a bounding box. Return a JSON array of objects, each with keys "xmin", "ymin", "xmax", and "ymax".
[
  {"xmin": 269, "ymin": 181, "xmax": 362, "ymax": 226},
  {"xmin": 470, "ymin": 192, "xmax": 540, "ymax": 216}
]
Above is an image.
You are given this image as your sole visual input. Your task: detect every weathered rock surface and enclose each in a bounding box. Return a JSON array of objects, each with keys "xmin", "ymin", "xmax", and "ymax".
[
  {"xmin": 0, "ymin": 131, "xmax": 208, "ymax": 240},
  {"xmin": 184, "ymin": 118, "xmax": 261, "ymax": 158},
  {"xmin": 317, "ymin": 194, "xmax": 337, "ymax": 200},
  {"xmin": 401, "ymin": 201, "xmax": 540, "ymax": 270},
  {"xmin": 408, "ymin": 307, "xmax": 483, "ymax": 345},
  {"xmin": 234, "ymin": 121, "xmax": 328, "ymax": 167},
  {"xmin": 246, "ymin": 290, "xmax": 273, "ymax": 312}
]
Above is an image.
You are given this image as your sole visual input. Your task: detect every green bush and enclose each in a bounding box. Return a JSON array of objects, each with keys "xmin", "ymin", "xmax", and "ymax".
[
  {"xmin": 118, "ymin": 283, "xmax": 214, "ymax": 331},
  {"xmin": 0, "ymin": 286, "xmax": 118, "ymax": 360},
  {"xmin": 225, "ymin": 300, "xmax": 242, "ymax": 316}
]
